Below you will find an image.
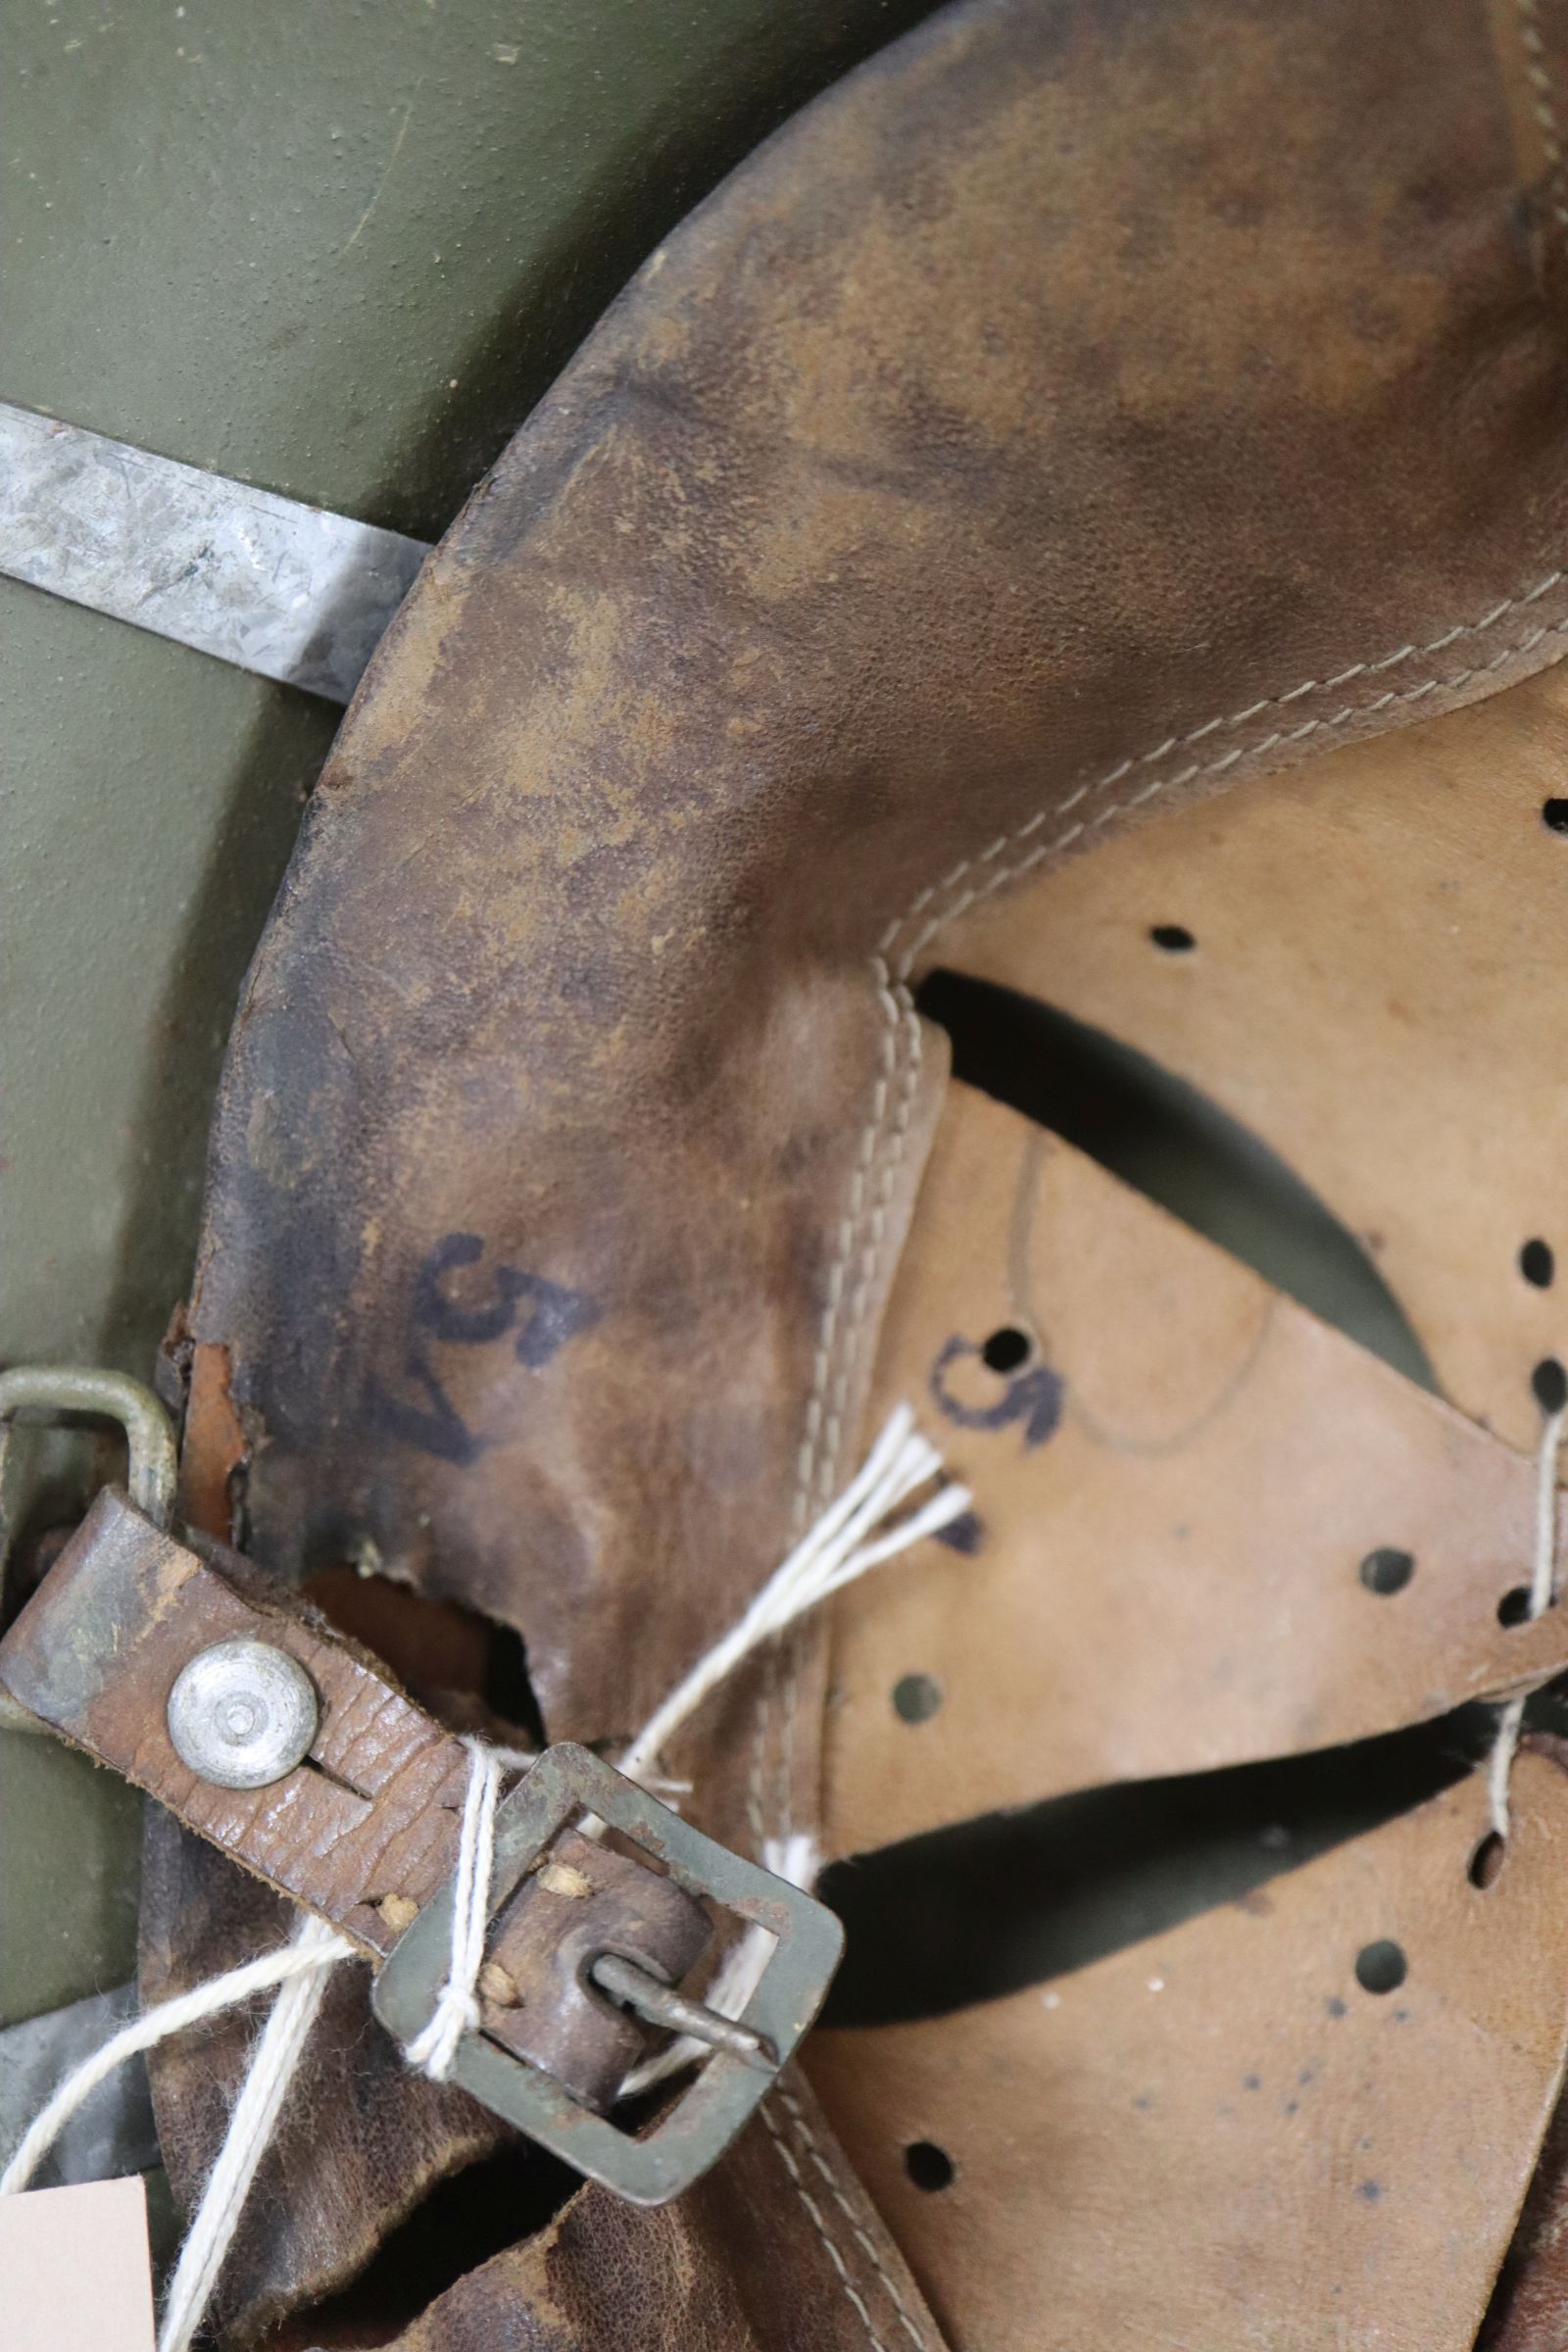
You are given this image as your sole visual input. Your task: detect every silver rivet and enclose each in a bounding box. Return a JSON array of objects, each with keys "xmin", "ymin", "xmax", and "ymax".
[{"xmin": 166, "ymin": 1639, "xmax": 318, "ymax": 1789}]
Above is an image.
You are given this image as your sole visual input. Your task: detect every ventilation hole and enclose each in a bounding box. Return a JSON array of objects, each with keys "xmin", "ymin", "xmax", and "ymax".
[
  {"xmin": 1353, "ymin": 1938, "xmax": 1407, "ymax": 1995},
  {"xmin": 914, "ymin": 972, "xmax": 1435, "ymax": 1393},
  {"xmin": 1150, "ymin": 923, "xmax": 1196, "ymax": 953},
  {"xmin": 980, "ymin": 1325, "xmax": 1031, "ymax": 1374},
  {"xmin": 819, "ymin": 1708, "xmax": 1490, "ymax": 2026},
  {"xmin": 1358, "ymin": 1547, "xmax": 1414, "ymax": 1597},
  {"xmin": 1499, "ymin": 1584, "xmax": 1534, "ymax": 1628},
  {"xmin": 893, "ymin": 1672, "xmax": 944, "ymax": 1725},
  {"xmin": 1543, "ymin": 799, "xmax": 1568, "ymax": 835},
  {"xmin": 1535, "ymin": 1357, "xmax": 1568, "ymax": 1414},
  {"xmin": 1469, "ymin": 1830, "xmax": 1506, "ymax": 1889},
  {"xmin": 1521, "ymin": 1239, "xmax": 1555, "ymax": 1290},
  {"xmin": 904, "ymin": 2140, "xmax": 956, "ymax": 2191}
]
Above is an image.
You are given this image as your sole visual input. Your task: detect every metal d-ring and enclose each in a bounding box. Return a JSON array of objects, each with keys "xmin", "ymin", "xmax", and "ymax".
[{"xmin": 0, "ymin": 1365, "xmax": 179, "ymax": 1733}]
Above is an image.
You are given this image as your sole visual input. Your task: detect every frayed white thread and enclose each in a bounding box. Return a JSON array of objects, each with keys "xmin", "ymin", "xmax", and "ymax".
[
  {"xmin": 617, "ymin": 1403, "xmax": 969, "ymax": 1791},
  {"xmin": 403, "ymin": 1738, "xmax": 505, "ymax": 2082},
  {"xmin": 155, "ymin": 1912, "xmax": 349, "ymax": 2352},
  {"xmin": 8, "ymin": 1406, "xmax": 960, "ymax": 2348},
  {"xmin": 424, "ymin": 1405, "xmax": 964, "ymax": 2093},
  {"xmin": 1488, "ymin": 1404, "xmax": 1566, "ymax": 1839},
  {"xmin": 0, "ymin": 1917, "xmax": 355, "ymax": 2198}
]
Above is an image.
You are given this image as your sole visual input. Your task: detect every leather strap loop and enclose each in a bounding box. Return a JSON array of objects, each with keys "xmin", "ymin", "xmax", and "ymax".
[{"xmin": 0, "ymin": 1488, "xmax": 710, "ymax": 2112}]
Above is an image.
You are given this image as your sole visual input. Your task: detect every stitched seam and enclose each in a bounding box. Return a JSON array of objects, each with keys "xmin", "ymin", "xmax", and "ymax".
[
  {"xmin": 777, "ymin": 592, "xmax": 1568, "ymax": 1642},
  {"xmin": 760, "ymin": 982, "xmax": 919, "ymax": 1849},
  {"xmin": 779, "ymin": 595, "xmax": 1568, "ymax": 1586},
  {"xmin": 795, "ymin": 978, "xmax": 924, "ymax": 1524},
  {"xmin": 792, "ymin": 968, "xmax": 905, "ymax": 1534},
  {"xmin": 885, "ymin": 595, "xmax": 1568, "ymax": 977},
  {"xmin": 764, "ymin": 577, "xmax": 1568, "ymax": 1798},
  {"xmin": 1519, "ymin": 0, "xmax": 1568, "ymax": 254},
  {"xmin": 776, "ymin": 2085, "xmax": 930, "ymax": 2350},
  {"xmin": 760, "ymin": 2097, "xmax": 894, "ymax": 2352},
  {"xmin": 758, "ymin": 567, "xmax": 1568, "ymax": 2333}
]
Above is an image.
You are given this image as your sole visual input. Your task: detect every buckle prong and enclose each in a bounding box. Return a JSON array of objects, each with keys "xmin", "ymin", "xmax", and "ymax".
[{"xmin": 589, "ymin": 1950, "xmax": 778, "ymax": 2074}]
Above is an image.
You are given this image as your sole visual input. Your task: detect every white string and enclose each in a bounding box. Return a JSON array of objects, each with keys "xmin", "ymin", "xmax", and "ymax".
[
  {"xmin": 0, "ymin": 1921, "xmax": 355, "ymax": 2198},
  {"xmin": 4, "ymin": 1403, "xmax": 965, "ymax": 2347},
  {"xmin": 402, "ymin": 1738, "xmax": 505, "ymax": 2081},
  {"xmin": 619, "ymin": 1833, "xmax": 821, "ymax": 2099},
  {"xmin": 1488, "ymin": 1404, "xmax": 1566, "ymax": 1838},
  {"xmin": 416, "ymin": 1406, "xmax": 967, "ymax": 2084},
  {"xmin": 155, "ymin": 1913, "xmax": 349, "ymax": 2352},
  {"xmin": 617, "ymin": 1402, "xmax": 969, "ymax": 1788}
]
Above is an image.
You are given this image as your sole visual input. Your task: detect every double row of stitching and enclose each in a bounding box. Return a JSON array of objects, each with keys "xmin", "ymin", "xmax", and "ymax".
[
  {"xmin": 1518, "ymin": 0, "xmax": 1568, "ymax": 253},
  {"xmin": 756, "ymin": 572, "xmax": 1568, "ymax": 2342},
  {"xmin": 792, "ymin": 572, "xmax": 1568, "ymax": 1580},
  {"xmin": 882, "ymin": 584, "xmax": 1568, "ymax": 980},
  {"xmin": 761, "ymin": 2087, "xmax": 931, "ymax": 2352}
]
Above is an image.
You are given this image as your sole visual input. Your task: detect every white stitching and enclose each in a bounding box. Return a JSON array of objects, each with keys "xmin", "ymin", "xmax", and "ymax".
[
  {"xmin": 761, "ymin": 2101, "xmax": 891, "ymax": 2350},
  {"xmin": 792, "ymin": 974, "xmax": 902, "ymax": 1536},
  {"xmin": 808, "ymin": 986, "xmax": 924, "ymax": 1519},
  {"xmin": 1519, "ymin": 0, "xmax": 1568, "ymax": 254},
  {"xmin": 775, "ymin": 2085, "xmax": 930, "ymax": 2351},
  {"xmin": 767, "ymin": 577, "xmax": 1568, "ymax": 1763},
  {"xmin": 756, "ymin": 566, "xmax": 1568, "ymax": 2342},
  {"xmin": 760, "ymin": 985, "xmax": 921, "ymax": 1857},
  {"xmin": 886, "ymin": 589, "xmax": 1568, "ymax": 977},
  {"xmin": 765, "ymin": 573, "xmax": 1568, "ymax": 1819}
]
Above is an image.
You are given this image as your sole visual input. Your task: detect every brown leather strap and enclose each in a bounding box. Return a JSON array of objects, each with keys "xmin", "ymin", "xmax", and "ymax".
[
  {"xmin": 809, "ymin": 1757, "xmax": 1568, "ymax": 2352},
  {"xmin": 823, "ymin": 1083, "xmax": 1568, "ymax": 1857},
  {"xmin": 0, "ymin": 1488, "xmax": 709, "ymax": 2109}
]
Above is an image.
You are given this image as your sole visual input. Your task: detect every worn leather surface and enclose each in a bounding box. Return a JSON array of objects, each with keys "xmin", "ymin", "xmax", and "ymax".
[
  {"xmin": 823, "ymin": 1084, "xmax": 1568, "ymax": 1856},
  {"xmin": 0, "ymin": 1493, "xmax": 709, "ymax": 2101},
  {"xmin": 135, "ymin": 0, "xmax": 1568, "ymax": 2339},
  {"xmin": 185, "ymin": 0, "xmax": 1568, "ymax": 1778},
  {"xmin": 809, "ymin": 1759, "xmax": 1568, "ymax": 2350},
  {"xmin": 382, "ymin": 2073, "xmax": 936, "ymax": 2352},
  {"xmin": 939, "ymin": 657, "xmax": 1568, "ymax": 1455},
  {"xmin": 810, "ymin": 635, "xmax": 1568, "ymax": 2330},
  {"xmin": 138, "ymin": 1825, "xmax": 517, "ymax": 2351},
  {"xmin": 913, "ymin": 596, "xmax": 1568, "ymax": 2352}
]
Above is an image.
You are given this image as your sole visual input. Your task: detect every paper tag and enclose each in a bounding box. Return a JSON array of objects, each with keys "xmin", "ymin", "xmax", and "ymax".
[{"xmin": 0, "ymin": 2175, "xmax": 156, "ymax": 2351}]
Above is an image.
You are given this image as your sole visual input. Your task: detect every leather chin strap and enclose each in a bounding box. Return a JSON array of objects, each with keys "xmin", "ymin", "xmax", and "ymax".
[{"xmin": 0, "ymin": 1492, "xmax": 711, "ymax": 2114}]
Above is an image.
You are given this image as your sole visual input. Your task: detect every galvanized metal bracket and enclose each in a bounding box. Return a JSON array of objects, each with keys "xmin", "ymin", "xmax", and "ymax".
[
  {"xmin": 0, "ymin": 402, "xmax": 426, "ymax": 703},
  {"xmin": 372, "ymin": 1740, "xmax": 844, "ymax": 2203}
]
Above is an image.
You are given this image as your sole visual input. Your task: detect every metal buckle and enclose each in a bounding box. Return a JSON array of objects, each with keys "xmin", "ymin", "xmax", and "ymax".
[
  {"xmin": 371, "ymin": 1741, "xmax": 844, "ymax": 2204},
  {"xmin": 0, "ymin": 1367, "xmax": 177, "ymax": 1736}
]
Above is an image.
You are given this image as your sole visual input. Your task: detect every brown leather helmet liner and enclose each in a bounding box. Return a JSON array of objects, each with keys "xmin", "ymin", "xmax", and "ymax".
[{"xmin": 135, "ymin": 0, "xmax": 1568, "ymax": 2340}]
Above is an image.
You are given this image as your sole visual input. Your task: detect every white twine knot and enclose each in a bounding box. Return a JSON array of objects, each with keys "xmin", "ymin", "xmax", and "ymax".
[
  {"xmin": 1, "ymin": 1405, "xmax": 969, "ymax": 2352},
  {"xmin": 402, "ymin": 1738, "xmax": 505, "ymax": 2082}
]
